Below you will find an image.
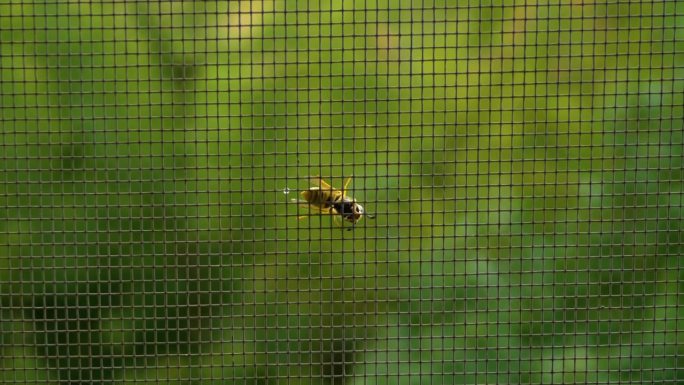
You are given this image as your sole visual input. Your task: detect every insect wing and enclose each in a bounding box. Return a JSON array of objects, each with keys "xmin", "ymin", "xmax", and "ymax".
[{"xmin": 310, "ymin": 177, "xmax": 335, "ymax": 191}]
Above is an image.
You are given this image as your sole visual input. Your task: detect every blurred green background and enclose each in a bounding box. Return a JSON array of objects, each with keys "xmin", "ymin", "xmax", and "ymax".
[{"xmin": 1, "ymin": 1, "xmax": 683, "ymax": 384}]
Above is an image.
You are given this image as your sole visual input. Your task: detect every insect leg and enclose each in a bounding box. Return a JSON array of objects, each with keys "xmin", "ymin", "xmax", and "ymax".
[
  {"xmin": 293, "ymin": 199, "xmax": 322, "ymax": 218},
  {"xmin": 297, "ymin": 203, "xmax": 335, "ymax": 222},
  {"xmin": 341, "ymin": 175, "xmax": 353, "ymax": 196},
  {"xmin": 345, "ymin": 219, "xmax": 357, "ymax": 231}
]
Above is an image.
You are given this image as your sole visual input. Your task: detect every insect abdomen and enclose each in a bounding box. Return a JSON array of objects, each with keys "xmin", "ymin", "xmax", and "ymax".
[{"xmin": 301, "ymin": 189, "xmax": 336, "ymax": 207}]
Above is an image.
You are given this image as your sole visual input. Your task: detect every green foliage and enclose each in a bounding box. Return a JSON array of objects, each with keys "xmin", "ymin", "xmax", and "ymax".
[{"xmin": 1, "ymin": 1, "xmax": 682, "ymax": 384}]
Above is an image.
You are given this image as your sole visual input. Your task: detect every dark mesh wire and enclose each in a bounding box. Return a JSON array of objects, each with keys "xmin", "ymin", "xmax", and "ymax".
[{"xmin": 1, "ymin": 1, "xmax": 682, "ymax": 384}]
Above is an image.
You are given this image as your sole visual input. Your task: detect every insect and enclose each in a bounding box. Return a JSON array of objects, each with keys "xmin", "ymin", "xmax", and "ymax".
[{"xmin": 294, "ymin": 176, "xmax": 373, "ymax": 230}]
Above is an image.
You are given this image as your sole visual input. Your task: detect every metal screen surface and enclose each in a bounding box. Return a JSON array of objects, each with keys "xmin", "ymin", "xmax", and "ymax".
[{"xmin": 1, "ymin": 1, "xmax": 682, "ymax": 384}]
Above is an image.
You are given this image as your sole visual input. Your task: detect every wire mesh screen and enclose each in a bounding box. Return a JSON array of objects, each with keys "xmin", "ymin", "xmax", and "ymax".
[{"xmin": 1, "ymin": 1, "xmax": 682, "ymax": 384}]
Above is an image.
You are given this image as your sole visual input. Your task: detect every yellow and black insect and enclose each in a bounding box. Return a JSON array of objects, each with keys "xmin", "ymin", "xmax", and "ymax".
[{"xmin": 295, "ymin": 176, "xmax": 373, "ymax": 229}]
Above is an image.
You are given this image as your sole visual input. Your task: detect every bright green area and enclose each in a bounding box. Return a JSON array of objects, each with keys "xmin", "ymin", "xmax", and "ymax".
[{"xmin": 1, "ymin": 1, "xmax": 683, "ymax": 384}]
